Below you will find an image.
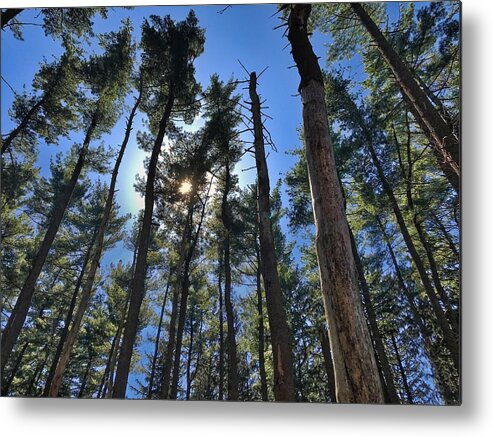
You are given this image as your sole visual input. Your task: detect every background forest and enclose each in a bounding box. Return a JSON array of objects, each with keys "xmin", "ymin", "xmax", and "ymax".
[{"xmin": 1, "ymin": 2, "xmax": 460, "ymax": 404}]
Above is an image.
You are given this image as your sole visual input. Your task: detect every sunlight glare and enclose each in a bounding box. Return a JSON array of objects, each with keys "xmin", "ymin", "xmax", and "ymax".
[{"xmin": 179, "ymin": 180, "xmax": 192, "ymax": 195}]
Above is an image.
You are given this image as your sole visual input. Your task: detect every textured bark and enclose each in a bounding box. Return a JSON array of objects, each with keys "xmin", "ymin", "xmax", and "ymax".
[
  {"xmin": 249, "ymin": 72, "xmax": 295, "ymax": 401},
  {"xmin": 350, "ymin": 3, "xmax": 460, "ymax": 193},
  {"xmin": 349, "ymin": 228, "xmax": 400, "ymax": 404},
  {"xmin": 1, "ymin": 113, "xmax": 98, "ymax": 373},
  {"xmin": 1, "ymin": 8, "xmax": 23, "ymax": 29},
  {"xmin": 112, "ymin": 91, "xmax": 174, "ymax": 398},
  {"xmin": 43, "ymin": 226, "xmax": 98, "ymax": 396},
  {"xmin": 318, "ymin": 327, "xmax": 337, "ymax": 403},
  {"xmin": 390, "ymin": 332, "xmax": 413, "ymax": 404},
  {"xmin": 48, "ymin": 88, "xmax": 142, "ymax": 397},
  {"xmin": 288, "ymin": 4, "xmax": 384, "ymax": 404}
]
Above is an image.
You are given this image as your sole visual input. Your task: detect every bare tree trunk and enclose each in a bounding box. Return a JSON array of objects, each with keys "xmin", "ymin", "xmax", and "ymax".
[
  {"xmin": 350, "ymin": 3, "xmax": 460, "ymax": 193},
  {"xmin": 1, "ymin": 8, "xmax": 23, "ymax": 30},
  {"xmin": 1, "ymin": 113, "xmax": 98, "ymax": 373},
  {"xmin": 48, "ymin": 87, "xmax": 142, "ymax": 397},
  {"xmin": 77, "ymin": 356, "xmax": 92, "ymax": 398},
  {"xmin": 113, "ymin": 91, "xmax": 174, "ymax": 398},
  {"xmin": 318, "ymin": 327, "xmax": 337, "ymax": 403},
  {"xmin": 287, "ymin": 4, "xmax": 384, "ymax": 404},
  {"xmin": 348, "ymin": 228, "xmax": 400, "ymax": 404},
  {"xmin": 249, "ymin": 72, "xmax": 295, "ymax": 401},
  {"xmin": 185, "ymin": 305, "xmax": 195, "ymax": 400}
]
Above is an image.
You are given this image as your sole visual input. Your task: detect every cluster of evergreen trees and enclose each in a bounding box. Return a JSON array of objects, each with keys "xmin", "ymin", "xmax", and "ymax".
[{"xmin": 1, "ymin": 3, "xmax": 459, "ymax": 404}]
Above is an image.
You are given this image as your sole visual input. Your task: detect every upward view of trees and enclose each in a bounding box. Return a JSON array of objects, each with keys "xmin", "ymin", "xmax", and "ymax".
[{"xmin": 1, "ymin": 3, "xmax": 460, "ymax": 405}]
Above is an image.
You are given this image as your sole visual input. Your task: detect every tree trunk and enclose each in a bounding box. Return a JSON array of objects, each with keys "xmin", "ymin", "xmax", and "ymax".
[
  {"xmin": 318, "ymin": 327, "xmax": 336, "ymax": 403},
  {"xmin": 1, "ymin": 96, "xmax": 46, "ymax": 155},
  {"xmin": 218, "ymin": 250, "xmax": 224, "ymax": 400},
  {"xmin": 1, "ymin": 113, "xmax": 98, "ymax": 374},
  {"xmin": 1, "ymin": 340, "xmax": 29, "ymax": 396},
  {"xmin": 350, "ymin": 3, "xmax": 460, "ymax": 193},
  {"xmin": 48, "ymin": 87, "xmax": 142, "ymax": 397},
  {"xmin": 112, "ymin": 91, "xmax": 174, "ymax": 399},
  {"xmin": 287, "ymin": 4, "xmax": 384, "ymax": 404},
  {"xmin": 77, "ymin": 357, "xmax": 92, "ymax": 398},
  {"xmin": 249, "ymin": 72, "xmax": 295, "ymax": 401},
  {"xmin": 1, "ymin": 8, "xmax": 23, "ymax": 29},
  {"xmin": 255, "ymin": 253, "xmax": 268, "ymax": 402},
  {"xmin": 390, "ymin": 332, "xmax": 413, "ymax": 404},
  {"xmin": 348, "ymin": 228, "xmax": 400, "ymax": 404},
  {"xmin": 430, "ymin": 211, "xmax": 459, "ymax": 260},
  {"xmin": 43, "ymin": 225, "xmax": 99, "ymax": 396},
  {"xmin": 185, "ymin": 305, "xmax": 195, "ymax": 400}
]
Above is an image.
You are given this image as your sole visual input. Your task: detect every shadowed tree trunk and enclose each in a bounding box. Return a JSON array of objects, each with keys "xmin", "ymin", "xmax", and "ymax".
[
  {"xmin": 287, "ymin": 3, "xmax": 384, "ymax": 404},
  {"xmin": 1, "ymin": 112, "xmax": 99, "ymax": 374},
  {"xmin": 318, "ymin": 326, "xmax": 336, "ymax": 403},
  {"xmin": 350, "ymin": 3, "xmax": 459, "ymax": 193},
  {"xmin": 48, "ymin": 86, "xmax": 142, "ymax": 397},
  {"xmin": 218, "ymin": 249, "xmax": 224, "ymax": 400},
  {"xmin": 77, "ymin": 356, "xmax": 92, "ymax": 398},
  {"xmin": 113, "ymin": 91, "xmax": 175, "ymax": 398},
  {"xmin": 249, "ymin": 71, "xmax": 295, "ymax": 401},
  {"xmin": 348, "ymin": 228, "xmax": 400, "ymax": 404},
  {"xmin": 1, "ymin": 341, "xmax": 29, "ymax": 396}
]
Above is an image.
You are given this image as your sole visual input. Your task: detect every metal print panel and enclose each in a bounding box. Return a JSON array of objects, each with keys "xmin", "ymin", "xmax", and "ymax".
[{"xmin": 0, "ymin": 2, "xmax": 461, "ymax": 404}]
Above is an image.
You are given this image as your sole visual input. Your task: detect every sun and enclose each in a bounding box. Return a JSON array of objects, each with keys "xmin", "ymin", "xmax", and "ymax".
[{"xmin": 179, "ymin": 180, "xmax": 192, "ymax": 195}]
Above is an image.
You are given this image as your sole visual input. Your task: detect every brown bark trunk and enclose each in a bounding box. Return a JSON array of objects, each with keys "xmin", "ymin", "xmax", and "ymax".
[
  {"xmin": 349, "ymin": 228, "xmax": 400, "ymax": 404},
  {"xmin": 77, "ymin": 357, "xmax": 92, "ymax": 398},
  {"xmin": 390, "ymin": 332, "xmax": 413, "ymax": 404},
  {"xmin": 48, "ymin": 87, "xmax": 142, "ymax": 397},
  {"xmin": 249, "ymin": 72, "xmax": 295, "ymax": 401},
  {"xmin": 318, "ymin": 327, "xmax": 337, "ymax": 403},
  {"xmin": 1, "ymin": 113, "xmax": 98, "ymax": 374},
  {"xmin": 1, "ymin": 8, "xmax": 23, "ymax": 29},
  {"xmin": 287, "ymin": 4, "xmax": 384, "ymax": 404},
  {"xmin": 350, "ymin": 3, "xmax": 460, "ymax": 193},
  {"xmin": 112, "ymin": 91, "xmax": 174, "ymax": 398}
]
